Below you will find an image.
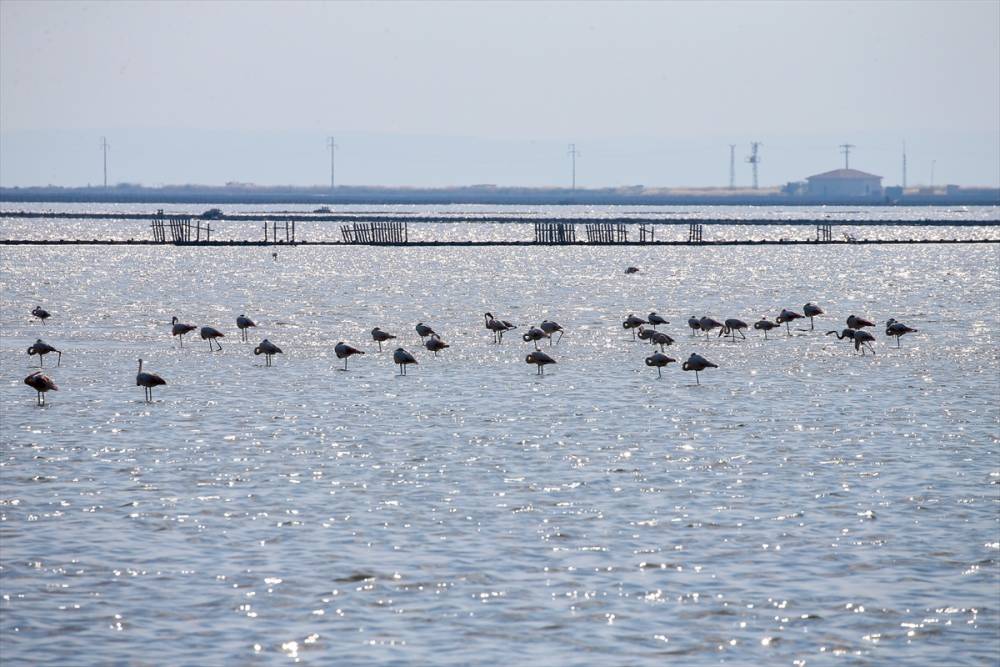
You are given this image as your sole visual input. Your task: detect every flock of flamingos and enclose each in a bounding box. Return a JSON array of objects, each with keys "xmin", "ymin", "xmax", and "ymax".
[{"xmin": 21, "ymin": 302, "xmax": 919, "ymax": 405}]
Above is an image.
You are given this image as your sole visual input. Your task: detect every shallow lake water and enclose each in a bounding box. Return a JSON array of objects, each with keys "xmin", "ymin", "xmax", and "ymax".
[{"xmin": 1, "ymin": 206, "xmax": 998, "ymax": 665}]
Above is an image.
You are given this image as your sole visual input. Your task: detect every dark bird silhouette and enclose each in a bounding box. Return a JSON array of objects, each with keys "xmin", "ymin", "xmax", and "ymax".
[
  {"xmin": 776, "ymin": 309, "xmax": 803, "ymax": 335},
  {"xmin": 682, "ymin": 353, "xmax": 717, "ymax": 384},
  {"xmin": 371, "ymin": 327, "xmax": 396, "ymax": 351},
  {"xmin": 171, "ymin": 317, "xmax": 197, "ymax": 347},
  {"xmin": 885, "ymin": 319, "xmax": 918, "ymax": 347},
  {"xmin": 645, "ymin": 352, "xmax": 676, "ymax": 378},
  {"xmin": 636, "ymin": 326, "xmax": 655, "ymax": 342},
  {"xmin": 698, "ymin": 316, "xmax": 724, "ymax": 338},
  {"xmin": 24, "ymin": 371, "xmax": 57, "ymax": 405},
  {"xmin": 201, "ymin": 326, "xmax": 225, "ymax": 351},
  {"xmin": 647, "ymin": 312, "xmax": 669, "ymax": 329},
  {"xmin": 415, "ymin": 322, "xmax": 436, "ymax": 341},
  {"xmin": 846, "ymin": 314, "xmax": 875, "ymax": 330},
  {"xmin": 32, "ymin": 306, "xmax": 51, "ymax": 323},
  {"xmin": 136, "ymin": 359, "xmax": 166, "ymax": 402},
  {"xmin": 539, "ymin": 320, "xmax": 564, "ymax": 344},
  {"xmin": 852, "ymin": 330, "xmax": 877, "ymax": 355},
  {"xmin": 754, "ymin": 318, "xmax": 779, "ymax": 340},
  {"xmin": 484, "ymin": 312, "xmax": 516, "ymax": 344},
  {"xmin": 254, "ymin": 339, "xmax": 283, "ymax": 366},
  {"xmin": 27, "ymin": 339, "xmax": 61, "ymax": 367},
  {"xmin": 236, "ymin": 314, "xmax": 257, "ymax": 342},
  {"xmin": 623, "ymin": 314, "xmax": 648, "ymax": 340},
  {"xmin": 526, "ymin": 350, "xmax": 556, "ymax": 375},
  {"xmin": 335, "ymin": 341, "xmax": 365, "ymax": 370},
  {"xmin": 393, "ymin": 348, "xmax": 418, "ymax": 375},
  {"xmin": 522, "ymin": 326, "xmax": 549, "ymax": 350},
  {"xmin": 720, "ymin": 318, "xmax": 748, "ymax": 341},
  {"xmin": 424, "ymin": 335, "xmax": 450, "ymax": 357},
  {"xmin": 687, "ymin": 316, "xmax": 701, "ymax": 337},
  {"xmin": 625, "ymin": 266, "xmax": 640, "ymax": 274},
  {"xmin": 650, "ymin": 331, "xmax": 675, "ymax": 351},
  {"xmin": 803, "ymin": 303, "xmax": 824, "ymax": 330}
]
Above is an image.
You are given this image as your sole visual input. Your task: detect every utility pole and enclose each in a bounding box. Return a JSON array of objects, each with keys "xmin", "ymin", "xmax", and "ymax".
[
  {"xmin": 902, "ymin": 141, "xmax": 907, "ymax": 189},
  {"xmin": 745, "ymin": 142, "xmax": 761, "ymax": 189},
  {"xmin": 101, "ymin": 136, "xmax": 110, "ymax": 188},
  {"xmin": 930, "ymin": 159, "xmax": 936, "ymax": 188},
  {"xmin": 839, "ymin": 142, "xmax": 855, "ymax": 169},
  {"xmin": 729, "ymin": 144, "xmax": 736, "ymax": 189},
  {"xmin": 567, "ymin": 144, "xmax": 579, "ymax": 190},
  {"xmin": 326, "ymin": 136, "xmax": 338, "ymax": 191}
]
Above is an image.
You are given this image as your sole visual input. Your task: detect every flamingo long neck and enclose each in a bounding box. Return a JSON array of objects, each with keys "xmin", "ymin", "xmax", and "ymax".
[{"xmin": 138, "ymin": 359, "xmax": 143, "ymax": 373}]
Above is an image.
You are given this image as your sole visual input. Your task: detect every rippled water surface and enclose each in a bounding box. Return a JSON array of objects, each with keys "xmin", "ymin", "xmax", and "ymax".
[{"xmin": 1, "ymin": 206, "xmax": 998, "ymax": 665}]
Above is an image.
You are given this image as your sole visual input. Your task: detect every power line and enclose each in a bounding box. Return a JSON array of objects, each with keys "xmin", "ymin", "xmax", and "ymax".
[
  {"xmin": 840, "ymin": 142, "xmax": 856, "ymax": 169},
  {"xmin": 745, "ymin": 142, "xmax": 761, "ymax": 189},
  {"xmin": 567, "ymin": 144, "xmax": 580, "ymax": 190}
]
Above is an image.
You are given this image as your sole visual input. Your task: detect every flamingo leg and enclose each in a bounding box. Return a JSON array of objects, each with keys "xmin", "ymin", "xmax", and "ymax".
[
  {"xmin": 810, "ymin": 317, "xmax": 815, "ymax": 331},
  {"xmin": 695, "ymin": 370, "xmax": 700, "ymax": 385},
  {"xmin": 344, "ymin": 358, "xmax": 348, "ymax": 371},
  {"xmin": 657, "ymin": 367, "xmax": 662, "ymax": 378},
  {"xmin": 57, "ymin": 351, "xmax": 61, "ymax": 366}
]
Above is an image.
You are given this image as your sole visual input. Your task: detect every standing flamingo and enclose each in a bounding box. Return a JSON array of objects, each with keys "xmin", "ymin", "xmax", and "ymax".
[
  {"xmin": 698, "ymin": 316, "xmax": 724, "ymax": 338},
  {"xmin": 393, "ymin": 348, "xmax": 418, "ymax": 375},
  {"xmin": 484, "ymin": 313, "xmax": 516, "ymax": 344},
  {"xmin": 32, "ymin": 306, "xmax": 51, "ymax": 323},
  {"xmin": 803, "ymin": 303, "xmax": 824, "ymax": 330},
  {"xmin": 525, "ymin": 351, "xmax": 556, "ymax": 375},
  {"xmin": 24, "ymin": 371, "xmax": 58, "ymax": 405},
  {"xmin": 371, "ymin": 327, "xmax": 397, "ymax": 351},
  {"xmin": 236, "ymin": 314, "xmax": 257, "ymax": 342},
  {"xmin": 522, "ymin": 327, "xmax": 549, "ymax": 350},
  {"xmin": 650, "ymin": 331, "xmax": 674, "ymax": 351},
  {"xmin": 687, "ymin": 316, "xmax": 701, "ymax": 337},
  {"xmin": 539, "ymin": 320, "xmax": 564, "ymax": 344},
  {"xmin": 136, "ymin": 359, "xmax": 166, "ymax": 402},
  {"xmin": 885, "ymin": 319, "xmax": 918, "ymax": 347},
  {"xmin": 335, "ymin": 341, "xmax": 365, "ymax": 370},
  {"xmin": 415, "ymin": 322, "xmax": 436, "ymax": 342},
  {"xmin": 852, "ymin": 330, "xmax": 877, "ymax": 355},
  {"xmin": 682, "ymin": 353, "xmax": 717, "ymax": 384},
  {"xmin": 171, "ymin": 317, "xmax": 197, "ymax": 347},
  {"xmin": 201, "ymin": 326, "xmax": 225, "ymax": 351},
  {"xmin": 647, "ymin": 312, "xmax": 669, "ymax": 329},
  {"xmin": 254, "ymin": 339, "xmax": 283, "ymax": 366},
  {"xmin": 27, "ymin": 339, "xmax": 61, "ymax": 367},
  {"xmin": 754, "ymin": 318, "xmax": 778, "ymax": 340},
  {"xmin": 645, "ymin": 352, "xmax": 676, "ymax": 378},
  {"xmin": 847, "ymin": 314, "xmax": 875, "ymax": 330},
  {"xmin": 636, "ymin": 326, "xmax": 655, "ymax": 342},
  {"xmin": 623, "ymin": 314, "xmax": 648, "ymax": 340},
  {"xmin": 776, "ymin": 309, "xmax": 803, "ymax": 335},
  {"xmin": 424, "ymin": 335, "xmax": 450, "ymax": 357},
  {"xmin": 720, "ymin": 318, "xmax": 748, "ymax": 341}
]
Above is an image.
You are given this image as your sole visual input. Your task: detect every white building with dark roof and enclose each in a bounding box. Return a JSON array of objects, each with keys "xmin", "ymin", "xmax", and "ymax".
[{"xmin": 806, "ymin": 168, "xmax": 883, "ymax": 198}]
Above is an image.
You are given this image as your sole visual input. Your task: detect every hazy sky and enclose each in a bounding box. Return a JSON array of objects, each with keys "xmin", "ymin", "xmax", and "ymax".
[{"xmin": 1, "ymin": 0, "xmax": 997, "ymax": 188}]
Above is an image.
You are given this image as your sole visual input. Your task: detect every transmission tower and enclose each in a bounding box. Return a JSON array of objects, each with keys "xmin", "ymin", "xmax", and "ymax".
[
  {"xmin": 745, "ymin": 142, "xmax": 761, "ymax": 189},
  {"xmin": 100, "ymin": 136, "xmax": 110, "ymax": 188},
  {"xmin": 729, "ymin": 144, "xmax": 736, "ymax": 189},
  {"xmin": 567, "ymin": 144, "xmax": 579, "ymax": 190},
  {"xmin": 839, "ymin": 142, "xmax": 855, "ymax": 169},
  {"xmin": 327, "ymin": 136, "xmax": 338, "ymax": 191}
]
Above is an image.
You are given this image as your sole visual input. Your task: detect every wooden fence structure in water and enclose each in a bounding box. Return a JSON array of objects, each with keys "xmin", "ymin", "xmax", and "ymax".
[
  {"xmin": 533, "ymin": 222, "xmax": 576, "ymax": 243},
  {"xmin": 150, "ymin": 210, "xmax": 211, "ymax": 243},
  {"xmin": 584, "ymin": 223, "xmax": 629, "ymax": 243},
  {"xmin": 340, "ymin": 221, "xmax": 408, "ymax": 244}
]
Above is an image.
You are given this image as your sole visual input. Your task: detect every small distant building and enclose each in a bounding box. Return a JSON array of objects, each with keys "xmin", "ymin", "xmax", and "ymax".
[{"xmin": 806, "ymin": 168, "xmax": 883, "ymax": 198}]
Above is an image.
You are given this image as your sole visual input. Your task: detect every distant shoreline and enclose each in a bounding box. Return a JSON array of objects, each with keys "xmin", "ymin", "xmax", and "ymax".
[{"xmin": 2, "ymin": 185, "xmax": 998, "ymax": 207}]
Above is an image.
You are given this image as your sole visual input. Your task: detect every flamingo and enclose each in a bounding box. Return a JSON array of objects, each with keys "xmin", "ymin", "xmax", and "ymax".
[
  {"xmin": 885, "ymin": 319, "xmax": 918, "ymax": 347},
  {"xmin": 24, "ymin": 371, "xmax": 57, "ymax": 405},
  {"xmin": 623, "ymin": 314, "xmax": 648, "ymax": 340},
  {"xmin": 539, "ymin": 320, "xmax": 564, "ymax": 344},
  {"xmin": 847, "ymin": 314, "xmax": 875, "ymax": 330},
  {"xmin": 852, "ymin": 330, "xmax": 877, "ymax": 355},
  {"xmin": 136, "ymin": 359, "xmax": 166, "ymax": 402},
  {"xmin": 415, "ymin": 322, "xmax": 436, "ymax": 341},
  {"xmin": 645, "ymin": 352, "xmax": 676, "ymax": 378},
  {"xmin": 647, "ymin": 312, "xmax": 669, "ymax": 329},
  {"xmin": 625, "ymin": 266, "xmax": 640, "ymax": 274},
  {"xmin": 522, "ymin": 327, "xmax": 549, "ymax": 350},
  {"xmin": 27, "ymin": 339, "xmax": 61, "ymax": 367},
  {"xmin": 776, "ymin": 308, "xmax": 803, "ymax": 335},
  {"xmin": 171, "ymin": 317, "xmax": 197, "ymax": 347},
  {"xmin": 720, "ymin": 318, "xmax": 748, "ymax": 341},
  {"xmin": 637, "ymin": 326, "xmax": 655, "ymax": 342},
  {"xmin": 201, "ymin": 326, "xmax": 225, "ymax": 351},
  {"xmin": 254, "ymin": 339, "xmax": 283, "ymax": 366},
  {"xmin": 236, "ymin": 314, "xmax": 257, "ymax": 342},
  {"xmin": 803, "ymin": 303, "xmax": 824, "ymax": 330},
  {"xmin": 526, "ymin": 350, "xmax": 556, "ymax": 375},
  {"xmin": 698, "ymin": 316, "xmax": 724, "ymax": 338},
  {"xmin": 484, "ymin": 313, "xmax": 516, "ymax": 344},
  {"xmin": 650, "ymin": 331, "xmax": 674, "ymax": 351},
  {"xmin": 682, "ymin": 353, "xmax": 717, "ymax": 384},
  {"xmin": 371, "ymin": 327, "xmax": 397, "ymax": 351},
  {"xmin": 335, "ymin": 341, "xmax": 365, "ymax": 370},
  {"xmin": 393, "ymin": 348, "xmax": 418, "ymax": 375},
  {"xmin": 424, "ymin": 335, "xmax": 450, "ymax": 357},
  {"xmin": 32, "ymin": 306, "xmax": 51, "ymax": 323},
  {"xmin": 754, "ymin": 318, "xmax": 778, "ymax": 340},
  {"xmin": 687, "ymin": 316, "xmax": 701, "ymax": 337}
]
